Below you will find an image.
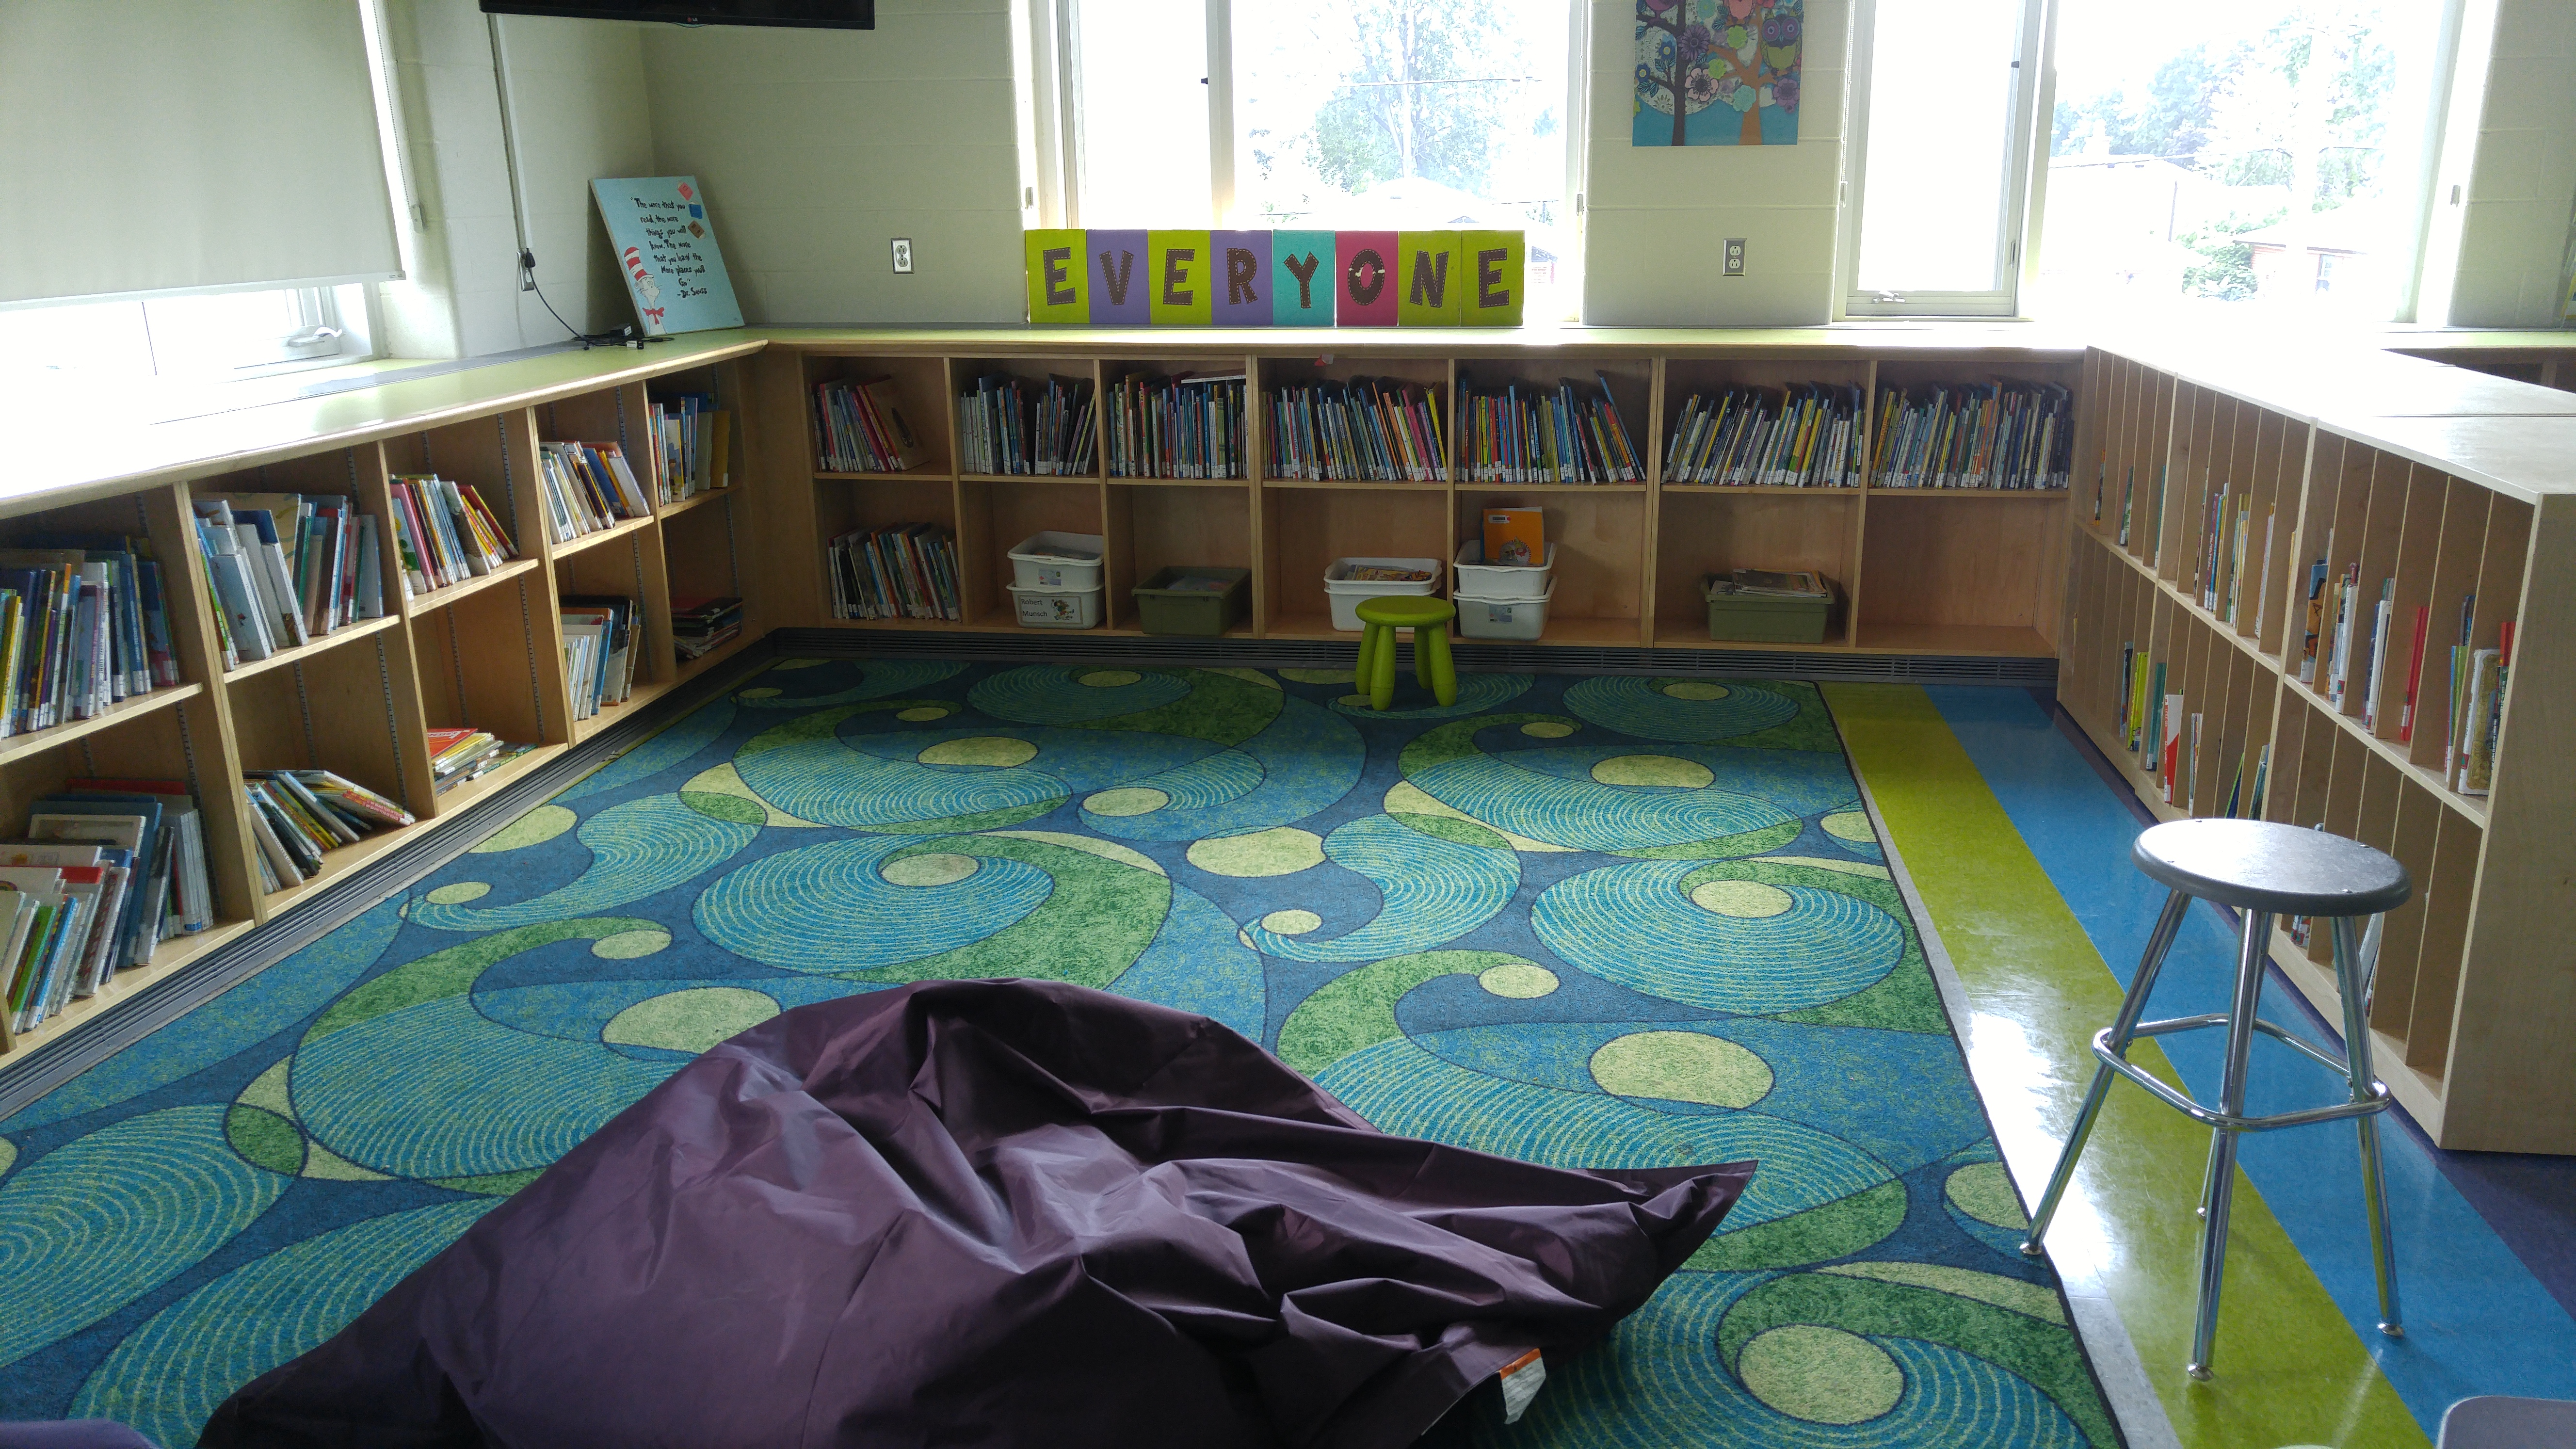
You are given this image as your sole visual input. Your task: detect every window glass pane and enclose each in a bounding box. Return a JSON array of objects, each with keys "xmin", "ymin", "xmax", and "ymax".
[
  {"xmin": 1232, "ymin": 0, "xmax": 1571, "ymax": 310},
  {"xmin": 2037, "ymin": 0, "xmax": 2437, "ymax": 321},
  {"xmin": 1072, "ymin": 0, "xmax": 1213, "ymax": 227},
  {"xmin": 0, "ymin": 300, "xmax": 155, "ymax": 386},
  {"xmin": 144, "ymin": 289, "xmax": 321, "ymax": 372},
  {"xmin": 1854, "ymin": 0, "xmax": 2026, "ymax": 295}
]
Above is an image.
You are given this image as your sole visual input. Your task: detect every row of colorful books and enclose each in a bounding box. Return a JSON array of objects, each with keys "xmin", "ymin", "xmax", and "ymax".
[
  {"xmin": 1459, "ymin": 376, "xmax": 1642, "ymax": 484},
  {"xmin": 648, "ymin": 392, "xmax": 731, "ymax": 501},
  {"xmin": 386, "ymin": 475, "xmax": 519, "ymax": 596},
  {"xmin": 1106, "ymin": 371, "xmax": 1245, "ymax": 480},
  {"xmin": 195, "ymin": 495, "xmax": 387, "ymax": 665},
  {"xmin": 536, "ymin": 441, "xmax": 653, "ymax": 544},
  {"xmin": 1868, "ymin": 381, "xmax": 2073, "ymax": 490},
  {"xmin": 0, "ymin": 540, "xmax": 178, "ymax": 735},
  {"xmin": 960, "ymin": 374, "xmax": 1096, "ymax": 476},
  {"xmin": 1266, "ymin": 379, "xmax": 1447, "ymax": 482},
  {"xmin": 2118, "ymin": 647, "xmax": 2272, "ymax": 819},
  {"xmin": 814, "ymin": 376, "xmax": 928, "ymax": 473},
  {"xmin": 564, "ymin": 596, "xmax": 643, "ymax": 723},
  {"xmin": 245, "ymin": 770, "xmax": 413, "ymax": 893},
  {"xmin": 1, "ymin": 781, "xmax": 212, "ymax": 1035},
  {"xmin": 672, "ymin": 595, "xmax": 744, "ymax": 660},
  {"xmin": 2197, "ymin": 489, "xmax": 2275, "ymax": 629},
  {"xmin": 829, "ymin": 525, "xmax": 961, "ymax": 622},
  {"xmin": 1665, "ymin": 384, "xmax": 1865, "ymax": 488},
  {"xmin": 428, "ymin": 727, "xmax": 536, "ymax": 796}
]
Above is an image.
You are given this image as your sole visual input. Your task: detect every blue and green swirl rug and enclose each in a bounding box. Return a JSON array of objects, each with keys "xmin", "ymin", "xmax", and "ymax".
[{"xmin": 0, "ymin": 660, "xmax": 2117, "ymax": 1447}]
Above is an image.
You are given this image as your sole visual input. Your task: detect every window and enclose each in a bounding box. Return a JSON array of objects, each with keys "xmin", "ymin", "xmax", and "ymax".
[
  {"xmin": 0, "ymin": 285, "xmax": 372, "ymax": 392},
  {"xmin": 1840, "ymin": 0, "xmax": 2049, "ymax": 317},
  {"xmin": 2031, "ymin": 0, "xmax": 2456, "ymax": 322},
  {"xmin": 1030, "ymin": 0, "xmax": 1584, "ymax": 317}
]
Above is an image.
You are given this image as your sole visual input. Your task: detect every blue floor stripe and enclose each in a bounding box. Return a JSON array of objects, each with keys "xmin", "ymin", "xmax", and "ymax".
[{"xmin": 1924, "ymin": 685, "xmax": 2576, "ymax": 1435}]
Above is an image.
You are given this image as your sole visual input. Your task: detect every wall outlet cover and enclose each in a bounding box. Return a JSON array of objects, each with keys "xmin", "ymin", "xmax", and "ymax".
[
  {"xmin": 1723, "ymin": 239, "xmax": 1746, "ymax": 277},
  {"xmin": 892, "ymin": 238, "xmax": 914, "ymax": 274}
]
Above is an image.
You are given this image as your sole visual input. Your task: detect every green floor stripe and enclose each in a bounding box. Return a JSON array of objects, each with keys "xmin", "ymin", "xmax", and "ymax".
[{"xmin": 1826, "ymin": 683, "xmax": 2428, "ymax": 1449}]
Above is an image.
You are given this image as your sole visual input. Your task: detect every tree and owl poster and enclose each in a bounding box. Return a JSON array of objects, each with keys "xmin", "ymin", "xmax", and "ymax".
[{"xmin": 1635, "ymin": 0, "xmax": 1802, "ymax": 146}]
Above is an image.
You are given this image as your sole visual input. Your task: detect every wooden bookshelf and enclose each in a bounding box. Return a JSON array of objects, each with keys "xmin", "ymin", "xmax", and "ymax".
[{"xmin": 2059, "ymin": 344, "xmax": 2576, "ymax": 1153}]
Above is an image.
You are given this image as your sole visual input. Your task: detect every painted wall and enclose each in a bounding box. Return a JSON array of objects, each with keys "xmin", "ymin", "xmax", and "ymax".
[
  {"xmin": 2446, "ymin": 0, "xmax": 2576, "ymax": 326},
  {"xmin": 375, "ymin": 0, "xmax": 654, "ymax": 358},
  {"xmin": 637, "ymin": 0, "xmax": 1024, "ymax": 326},
  {"xmin": 1580, "ymin": 0, "xmax": 1851, "ymax": 326}
]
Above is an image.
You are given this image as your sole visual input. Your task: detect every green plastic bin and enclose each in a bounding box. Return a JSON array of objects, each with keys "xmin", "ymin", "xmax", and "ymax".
[
  {"xmin": 1705, "ymin": 576, "xmax": 1832, "ymax": 644},
  {"xmin": 1134, "ymin": 566, "xmax": 1251, "ymax": 636}
]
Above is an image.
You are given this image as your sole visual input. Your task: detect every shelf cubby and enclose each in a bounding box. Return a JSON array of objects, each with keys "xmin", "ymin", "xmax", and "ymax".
[
  {"xmin": 1456, "ymin": 492, "xmax": 1646, "ymax": 644},
  {"xmin": 1852, "ymin": 489, "xmax": 2064, "ymax": 657},
  {"xmin": 1658, "ymin": 356, "xmax": 1871, "ymax": 492},
  {"xmin": 963, "ymin": 478, "xmax": 1105, "ymax": 628},
  {"xmin": 948, "ymin": 354, "xmax": 1104, "ymax": 481},
  {"xmin": 805, "ymin": 354, "xmax": 953, "ymax": 478},
  {"xmin": 1261, "ymin": 486, "xmax": 1448, "ymax": 639},
  {"xmin": 1254, "ymin": 353, "xmax": 1451, "ymax": 484},
  {"xmin": 1652, "ymin": 489, "xmax": 1861, "ymax": 648},
  {"xmin": 1104, "ymin": 484, "xmax": 1255, "ymax": 634}
]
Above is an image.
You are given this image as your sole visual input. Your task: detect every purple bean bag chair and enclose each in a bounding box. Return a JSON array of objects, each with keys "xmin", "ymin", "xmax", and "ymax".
[{"xmin": 201, "ymin": 979, "xmax": 1752, "ymax": 1448}]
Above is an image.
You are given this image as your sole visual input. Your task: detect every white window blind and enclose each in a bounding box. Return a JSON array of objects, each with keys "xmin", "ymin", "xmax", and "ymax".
[{"xmin": 0, "ymin": 0, "xmax": 402, "ymax": 307}]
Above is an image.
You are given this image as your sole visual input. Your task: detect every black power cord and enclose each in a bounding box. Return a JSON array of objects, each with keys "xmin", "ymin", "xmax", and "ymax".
[{"xmin": 521, "ymin": 249, "xmax": 668, "ymax": 350}]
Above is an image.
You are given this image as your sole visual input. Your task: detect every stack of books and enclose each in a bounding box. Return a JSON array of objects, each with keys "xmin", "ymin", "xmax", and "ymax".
[
  {"xmin": 535, "ymin": 441, "xmax": 653, "ymax": 544},
  {"xmin": 1106, "ymin": 370, "xmax": 1245, "ymax": 479},
  {"xmin": 671, "ymin": 596, "xmax": 744, "ymax": 659},
  {"xmin": 386, "ymin": 474, "xmax": 518, "ymax": 596},
  {"xmin": 1265, "ymin": 378, "xmax": 1448, "ymax": 482},
  {"xmin": 0, "ymin": 779, "xmax": 212, "ymax": 1033},
  {"xmin": 829, "ymin": 525, "xmax": 961, "ymax": 621},
  {"xmin": 1457, "ymin": 375, "xmax": 1643, "ymax": 484},
  {"xmin": 648, "ymin": 392, "xmax": 730, "ymax": 501},
  {"xmin": 958, "ymin": 374, "xmax": 1096, "ymax": 476},
  {"xmin": 1868, "ymin": 381, "xmax": 2074, "ymax": 490},
  {"xmin": 1665, "ymin": 384, "xmax": 1866, "ymax": 487},
  {"xmin": 243, "ymin": 770, "xmax": 413, "ymax": 892},
  {"xmin": 193, "ymin": 496, "xmax": 388, "ymax": 665},
  {"xmin": 426, "ymin": 726, "xmax": 535, "ymax": 795},
  {"xmin": 1709, "ymin": 568, "xmax": 1831, "ymax": 600},
  {"xmin": 0, "ymin": 540, "xmax": 179, "ymax": 733},
  {"xmin": 562, "ymin": 595, "xmax": 642, "ymax": 722},
  {"xmin": 814, "ymin": 377, "xmax": 927, "ymax": 473}
]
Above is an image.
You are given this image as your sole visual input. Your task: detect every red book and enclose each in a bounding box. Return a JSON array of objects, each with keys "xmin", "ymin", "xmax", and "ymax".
[{"xmin": 2398, "ymin": 605, "xmax": 2429, "ymax": 742}]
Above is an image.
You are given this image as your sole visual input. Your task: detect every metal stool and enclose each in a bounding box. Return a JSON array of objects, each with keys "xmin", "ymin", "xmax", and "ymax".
[{"xmin": 2019, "ymin": 818, "xmax": 2408, "ymax": 1380}]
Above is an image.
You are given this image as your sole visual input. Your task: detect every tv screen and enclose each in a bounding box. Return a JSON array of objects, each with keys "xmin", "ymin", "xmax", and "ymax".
[{"xmin": 479, "ymin": 0, "xmax": 872, "ymax": 27}]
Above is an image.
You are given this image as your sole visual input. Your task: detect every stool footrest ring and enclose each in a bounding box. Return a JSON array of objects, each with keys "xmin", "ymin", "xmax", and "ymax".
[
  {"xmin": 2125, "ymin": 1012, "xmax": 2355, "ymax": 1075},
  {"xmin": 2092, "ymin": 1027, "xmax": 2391, "ymax": 1133}
]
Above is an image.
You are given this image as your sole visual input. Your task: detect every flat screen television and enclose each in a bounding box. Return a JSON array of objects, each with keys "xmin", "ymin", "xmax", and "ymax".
[{"xmin": 478, "ymin": 0, "xmax": 872, "ymax": 27}]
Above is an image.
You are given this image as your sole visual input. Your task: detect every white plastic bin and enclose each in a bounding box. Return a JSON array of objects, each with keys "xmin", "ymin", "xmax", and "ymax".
[
  {"xmin": 1007, "ymin": 531, "xmax": 1106, "ymax": 590},
  {"xmin": 1008, "ymin": 582, "xmax": 1104, "ymax": 628},
  {"xmin": 1323, "ymin": 557, "xmax": 1442, "ymax": 631},
  {"xmin": 1452, "ymin": 540, "xmax": 1557, "ymax": 600},
  {"xmin": 1454, "ymin": 578, "xmax": 1555, "ymax": 641}
]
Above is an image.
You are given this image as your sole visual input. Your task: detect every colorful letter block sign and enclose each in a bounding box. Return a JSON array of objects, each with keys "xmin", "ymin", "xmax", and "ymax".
[{"xmin": 1029, "ymin": 228, "xmax": 1522, "ymax": 327}]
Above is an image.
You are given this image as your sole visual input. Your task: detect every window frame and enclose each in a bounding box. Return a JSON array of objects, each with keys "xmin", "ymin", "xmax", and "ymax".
[{"xmin": 1837, "ymin": 0, "xmax": 2052, "ymax": 319}]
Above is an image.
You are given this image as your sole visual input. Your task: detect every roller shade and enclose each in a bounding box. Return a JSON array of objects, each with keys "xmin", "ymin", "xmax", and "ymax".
[{"xmin": 0, "ymin": 0, "xmax": 401, "ymax": 306}]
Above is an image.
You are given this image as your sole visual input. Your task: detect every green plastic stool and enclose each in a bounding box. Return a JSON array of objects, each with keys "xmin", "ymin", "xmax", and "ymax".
[{"xmin": 1352, "ymin": 596, "xmax": 1458, "ymax": 710}]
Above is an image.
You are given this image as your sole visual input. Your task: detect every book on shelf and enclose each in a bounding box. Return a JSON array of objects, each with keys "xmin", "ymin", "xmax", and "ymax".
[
  {"xmin": 649, "ymin": 392, "xmax": 730, "ymax": 501},
  {"xmin": 1867, "ymin": 380, "xmax": 2072, "ymax": 490},
  {"xmin": 2361, "ymin": 578, "xmax": 2395, "ymax": 732},
  {"xmin": 2398, "ymin": 605, "xmax": 2430, "ymax": 742},
  {"xmin": 829, "ymin": 525, "xmax": 961, "ymax": 622},
  {"xmin": 814, "ymin": 377, "xmax": 927, "ymax": 473},
  {"xmin": 425, "ymin": 727, "xmax": 535, "ymax": 794},
  {"xmin": 1106, "ymin": 370, "xmax": 1246, "ymax": 480},
  {"xmin": 1266, "ymin": 377, "xmax": 1447, "ymax": 482},
  {"xmin": 2118, "ymin": 466, "xmax": 2133, "ymax": 547},
  {"xmin": 959, "ymin": 374, "xmax": 1098, "ymax": 477},
  {"xmin": 242, "ymin": 771, "xmax": 415, "ymax": 891},
  {"xmin": 0, "ymin": 780, "xmax": 214, "ymax": 1032},
  {"xmin": 193, "ymin": 495, "xmax": 387, "ymax": 665},
  {"xmin": 562, "ymin": 596, "xmax": 644, "ymax": 722},
  {"xmin": 1481, "ymin": 508, "xmax": 1544, "ymax": 567},
  {"xmin": 1458, "ymin": 373, "xmax": 1638, "ymax": 484},
  {"xmin": 0, "ymin": 538, "xmax": 179, "ymax": 733},
  {"xmin": 385, "ymin": 474, "xmax": 519, "ymax": 597},
  {"xmin": 1666, "ymin": 383, "xmax": 1861, "ymax": 487},
  {"xmin": 2297, "ymin": 558, "xmax": 2329, "ymax": 684},
  {"xmin": 671, "ymin": 595, "xmax": 744, "ymax": 660},
  {"xmin": 535, "ymin": 442, "xmax": 652, "ymax": 545},
  {"xmin": 2159, "ymin": 692, "xmax": 2184, "ymax": 802}
]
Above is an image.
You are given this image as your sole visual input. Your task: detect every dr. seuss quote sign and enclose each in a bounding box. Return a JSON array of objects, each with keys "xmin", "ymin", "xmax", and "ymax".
[
  {"xmin": 1025, "ymin": 230, "xmax": 1524, "ymax": 327},
  {"xmin": 592, "ymin": 176, "xmax": 745, "ymax": 336}
]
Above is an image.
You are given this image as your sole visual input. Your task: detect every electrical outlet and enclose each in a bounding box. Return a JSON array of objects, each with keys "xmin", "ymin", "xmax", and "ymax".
[
  {"xmin": 891, "ymin": 238, "xmax": 914, "ymax": 275},
  {"xmin": 1723, "ymin": 239, "xmax": 1746, "ymax": 277}
]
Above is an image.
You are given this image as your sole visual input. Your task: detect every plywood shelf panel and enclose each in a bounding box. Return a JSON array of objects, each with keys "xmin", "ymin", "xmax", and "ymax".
[
  {"xmin": 0, "ymin": 683, "xmax": 204, "ymax": 773},
  {"xmin": 656, "ymin": 488, "xmax": 739, "ymax": 521},
  {"xmin": 222, "ymin": 614, "xmax": 405, "ymax": 685},
  {"xmin": 402, "ymin": 556, "xmax": 545, "ymax": 617},
  {"xmin": 549, "ymin": 513, "xmax": 657, "ymax": 559}
]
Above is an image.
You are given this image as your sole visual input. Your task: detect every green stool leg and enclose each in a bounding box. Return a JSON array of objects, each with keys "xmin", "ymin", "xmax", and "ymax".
[
  {"xmin": 1354, "ymin": 620, "xmax": 1380, "ymax": 696},
  {"xmin": 1368, "ymin": 624, "xmax": 1399, "ymax": 710},
  {"xmin": 1415, "ymin": 621, "xmax": 1457, "ymax": 706}
]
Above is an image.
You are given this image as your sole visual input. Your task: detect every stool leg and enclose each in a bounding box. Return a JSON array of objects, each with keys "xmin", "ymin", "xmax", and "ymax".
[
  {"xmin": 1417, "ymin": 621, "xmax": 1457, "ymax": 706},
  {"xmin": 1354, "ymin": 623, "xmax": 1380, "ymax": 698},
  {"xmin": 2188, "ymin": 907, "xmax": 2270, "ymax": 1380},
  {"xmin": 1369, "ymin": 626, "xmax": 1399, "ymax": 710},
  {"xmin": 2332, "ymin": 915, "xmax": 2403, "ymax": 1338},
  {"xmin": 2022, "ymin": 888, "xmax": 2193, "ymax": 1255}
]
